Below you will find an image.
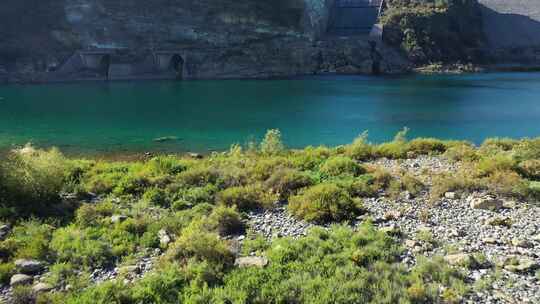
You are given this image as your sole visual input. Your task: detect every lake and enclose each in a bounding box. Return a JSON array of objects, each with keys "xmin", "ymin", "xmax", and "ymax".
[{"xmin": 1, "ymin": 72, "xmax": 540, "ymax": 155}]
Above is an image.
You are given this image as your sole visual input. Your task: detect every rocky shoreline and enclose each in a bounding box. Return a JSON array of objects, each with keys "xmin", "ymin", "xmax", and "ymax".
[{"xmin": 1, "ymin": 153, "xmax": 539, "ymax": 303}]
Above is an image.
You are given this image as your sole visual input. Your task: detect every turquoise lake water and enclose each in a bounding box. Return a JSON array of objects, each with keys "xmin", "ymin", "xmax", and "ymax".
[{"xmin": 1, "ymin": 73, "xmax": 540, "ymax": 155}]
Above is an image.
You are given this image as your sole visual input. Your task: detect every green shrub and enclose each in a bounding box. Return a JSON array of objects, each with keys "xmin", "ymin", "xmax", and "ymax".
[
  {"xmin": 476, "ymin": 155, "xmax": 517, "ymax": 177},
  {"xmin": 346, "ymin": 132, "xmax": 374, "ymax": 161},
  {"xmin": 218, "ymin": 185, "xmax": 276, "ymax": 211},
  {"xmin": 142, "ymin": 187, "xmax": 170, "ymax": 207},
  {"xmin": 431, "ymin": 171, "xmax": 483, "ymax": 201},
  {"xmin": 375, "ymin": 128, "xmax": 409, "ymax": 159},
  {"xmin": 408, "ymin": 138, "xmax": 447, "ymax": 155},
  {"xmin": 484, "ymin": 170, "xmax": 529, "ymax": 198},
  {"xmin": 288, "ymin": 183, "xmax": 363, "ymax": 223},
  {"xmin": 291, "ymin": 146, "xmax": 332, "ymax": 171},
  {"xmin": 478, "ymin": 138, "xmax": 518, "ymax": 156},
  {"xmin": 0, "ymin": 146, "xmax": 73, "ymax": 213},
  {"xmin": 518, "ymin": 159, "xmax": 540, "ymax": 180},
  {"xmin": 513, "ymin": 138, "xmax": 540, "ymax": 161},
  {"xmin": 165, "ymin": 227, "xmax": 234, "ymax": 270},
  {"xmin": 9, "ymin": 220, "xmax": 54, "ymax": 260},
  {"xmin": 260, "ymin": 129, "xmax": 285, "ymax": 155},
  {"xmin": 264, "ymin": 169, "xmax": 313, "ymax": 200},
  {"xmin": 320, "ymin": 156, "xmax": 365, "ymax": 177},
  {"xmin": 51, "ymin": 226, "xmax": 113, "ymax": 268},
  {"xmin": 176, "ymin": 166, "xmax": 219, "ymax": 187},
  {"xmin": 12, "ymin": 285, "xmax": 35, "ymax": 304},
  {"xmin": 443, "ymin": 142, "xmax": 478, "ymax": 162},
  {"xmin": 0, "ymin": 262, "xmax": 15, "ymax": 285},
  {"xmin": 130, "ymin": 264, "xmax": 186, "ymax": 304},
  {"xmin": 207, "ymin": 206, "xmax": 245, "ymax": 236}
]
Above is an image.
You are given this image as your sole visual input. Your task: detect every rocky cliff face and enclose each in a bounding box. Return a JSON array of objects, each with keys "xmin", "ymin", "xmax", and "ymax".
[
  {"xmin": 477, "ymin": 0, "xmax": 540, "ymax": 66},
  {"xmin": 0, "ymin": 0, "xmax": 408, "ymax": 83}
]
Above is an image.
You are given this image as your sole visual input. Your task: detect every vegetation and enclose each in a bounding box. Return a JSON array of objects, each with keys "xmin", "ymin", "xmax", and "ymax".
[
  {"xmin": 0, "ymin": 129, "xmax": 538, "ymax": 303},
  {"xmin": 380, "ymin": 0, "xmax": 485, "ymax": 65}
]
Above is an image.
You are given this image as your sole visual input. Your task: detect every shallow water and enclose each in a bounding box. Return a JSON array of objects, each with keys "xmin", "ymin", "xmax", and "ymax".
[{"xmin": 1, "ymin": 73, "xmax": 540, "ymax": 155}]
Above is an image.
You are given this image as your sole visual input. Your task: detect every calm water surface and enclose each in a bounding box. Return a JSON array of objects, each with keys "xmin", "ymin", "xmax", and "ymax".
[{"xmin": 1, "ymin": 73, "xmax": 540, "ymax": 155}]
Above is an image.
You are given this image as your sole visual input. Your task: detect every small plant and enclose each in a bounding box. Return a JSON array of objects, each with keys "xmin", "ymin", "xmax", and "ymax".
[
  {"xmin": 518, "ymin": 159, "xmax": 540, "ymax": 180},
  {"xmin": 288, "ymin": 183, "xmax": 363, "ymax": 223},
  {"xmin": 260, "ymin": 129, "xmax": 285, "ymax": 155}
]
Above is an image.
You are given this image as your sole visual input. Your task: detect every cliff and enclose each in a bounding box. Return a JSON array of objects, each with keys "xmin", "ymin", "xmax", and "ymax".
[
  {"xmin": 1, "ymin": 0, "xmax": 540, "ymax": 83},
  {"xmin": 0, "ymin": 0, "xmax": 408, "ymax": 83}
]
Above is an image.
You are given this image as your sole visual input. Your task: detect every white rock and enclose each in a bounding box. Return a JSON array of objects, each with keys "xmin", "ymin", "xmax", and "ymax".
[
  {"xmin": 10, "ymin": 274, "xmax": 33, "ymax": 286},
  {"xmin": 234, "ymin": 256, "xmax": 269, "ymax": 268}
]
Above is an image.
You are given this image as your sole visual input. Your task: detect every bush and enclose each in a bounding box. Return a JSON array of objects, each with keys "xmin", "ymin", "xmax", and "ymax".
[
  {"xmin": 443, "ymin": 142, "xmax": 478, "ymax": 162},
  {"xmin": 0, "ymin": 146, "xmax": 73, "ymax": 213},
  {"xmin": 50, "ymin": 226, "xmax": 113, "ymax": 268},
  {"xmin": 9, "ymin": 220, "xmax": 54, "ymax": 260},
  {"xmin": 375, "ymin": 128, "xmax": 409, "ymax": 159},
  {"xmin": 320, "ymin": 156, "xmax": 365, "ymax": 177},
  {"xmin": 218, "ymin": 185, "xmax": 276, "ymax": 211},
  {"xmin": 408, "ymin": 138, "xmax": 447, "ymax": 155},
  {"xmin": 176, "ymin": 166, "xmax": 219, "ymax": 187},
  {"xmin": 518, "ymin": 159, "xmax": 540, "ymax": 180},
  {"xmin": 288, "ymin": 183, "xmax": 363, "ymax": 223},
  {"xmin": 478, "ymin": 138, "xmax": 518, "ymax": 156},
  {"xmin": 264, "ymin": 169, "xmax": 313, "ymax": 200},
  {"xmin": 291, "ymin": 146, "xmax": 332, "ymax": 171},
  {"xmin": 142, "ymin": 187, "xmax": 170, "ymax": 207},
  {"xmin": 165, "ymin": 227, "xmax": 234, "ymax": 270},
  {"xmin": 484, "ymin": 170, "xmax": 529, "ymax": 198},
  {"xmin": 431, "ymin": 171, "xmax": 483, "ymax": 201},
  {"xmin": 0, "ymin": 262, "xmax": 14, "ymax": 285},
  {"xmin": 476, "ymin": 155, "xmax": 517, "ymax": 177},
  {"xmin": 346, "ymin": 132, "xmax": 374, "ymax": 161},
  {"xmin": 513, "ymin": 138, "xmax": 540, "ymax": 161},
  {"xmin": 260, "ymin": 129, "xmax": 285, "ymax": 155},
  {"xmin": 207, "ymin": 206, "xmax": 245, "ymax": 236}
]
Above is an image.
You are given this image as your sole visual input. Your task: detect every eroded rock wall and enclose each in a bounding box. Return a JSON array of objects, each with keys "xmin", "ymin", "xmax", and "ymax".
[{"xmin": 0, "ymin": 0, "xmax": 407, "ymax": 83}]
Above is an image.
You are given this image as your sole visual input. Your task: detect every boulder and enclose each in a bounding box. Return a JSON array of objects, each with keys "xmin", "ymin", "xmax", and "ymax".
[
  {"xmin": 468, "ymin": 195, "xmax": 503, "ymax": 211},
  {"xmin": 445, "ymin": 253, "xmax": 476, "ymax": 267},
  {"xmin": 14, "ymin": 259, "xmax": 44, "ymax": 275},
  {"xmin": 111, "ymin": 215, "xmax": 128, "ymax": 223},
  {"xmin": 0, "ymin": 224, "xmax": 10, "ymax": 240},
  {"xmin": 32, "ymin": 282, "xmax": 54, "ymax": 293},
  {"xmin": 10, "ymin": 274, "xmax": 33, "ymax": 286},
  {"xmin": 158, "ymin": 229, "xmax": 171, "ymax": 247},
  {"xmin": 234, "ymin": 256, "xmax": 269, "ymax": 268},
  {"xmin": 444, "ymin": 192, "xmax": 457, "ymax": 199},
  {"xmin": 504, "ymin": 258, "xmax": 539, "ymax": 273},
  {"xmin": 511, "ymin": 238, "xmax": 534, "ymax": 248}
]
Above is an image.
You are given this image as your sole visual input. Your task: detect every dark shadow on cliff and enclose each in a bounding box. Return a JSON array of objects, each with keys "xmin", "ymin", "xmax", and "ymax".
[{"xmin": 479, "ymin": 5, "xmax": 540, "ymax": 48}]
